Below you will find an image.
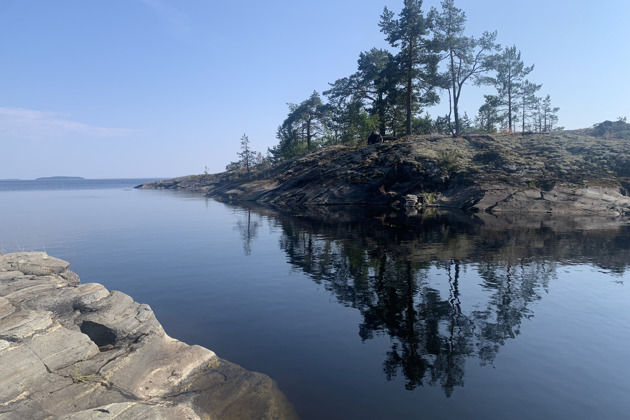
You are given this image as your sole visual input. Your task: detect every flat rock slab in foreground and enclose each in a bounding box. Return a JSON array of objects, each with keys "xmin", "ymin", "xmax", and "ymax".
[{"xmin": 0, "ymin": 252, "xmax": 298, "ymax": 420}]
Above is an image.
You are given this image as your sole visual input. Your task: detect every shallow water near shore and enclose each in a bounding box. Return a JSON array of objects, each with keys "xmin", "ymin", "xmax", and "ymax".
[{"xmin": 1, "ymin": 179, "xmax": 629, "ymax": 420}]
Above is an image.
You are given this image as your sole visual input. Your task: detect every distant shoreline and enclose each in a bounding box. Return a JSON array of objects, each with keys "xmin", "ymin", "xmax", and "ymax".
[
  {"xmin": 35, "ymin": 176, "xmax": 85, "ymax": 180},
  {"xmin": 0, "ymin": 177, "xmax": 164, "ymax": 182}
]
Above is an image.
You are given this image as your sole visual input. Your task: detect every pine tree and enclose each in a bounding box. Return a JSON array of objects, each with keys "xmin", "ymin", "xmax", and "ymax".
[
  {"xmin": 380, "ymin": 0, "xmax": 439, "ymax": 136},
  {"xmin": 430, "ymin": 0, "xmax": 499, "ymax": 136},
  {"xmin": 482, "ymin": 46, "xmax": 534, "ymax": 133},
  {"xmin": 519, "ymin": 80, "xmax": 542, "ymax": 132},
  {"xmin": 270, "ymin": 92, "xmax": 330, "ymax": 162},
  {"xmin": 475, "ymin": 95, "xmax": 502, "ymax": 133},
  {"xmin": 540, "ymin": 95, "xmax": 560, "ymax": 131},
  {"xmin": 237, "ymin": 133, "xmax": 256, "ymax": 177},
  {"xmin": 324, "ymin": 48, "xmax": 398, "ymax": 139}
]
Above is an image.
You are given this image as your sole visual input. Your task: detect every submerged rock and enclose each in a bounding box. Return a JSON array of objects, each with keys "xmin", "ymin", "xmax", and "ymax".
[{"xmin": 0, "ymin": 252, "xmax": 298, "ymax": 420}]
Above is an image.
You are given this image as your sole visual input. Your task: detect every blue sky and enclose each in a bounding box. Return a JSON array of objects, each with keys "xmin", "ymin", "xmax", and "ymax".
[{"xmin": 1, "ymin": 0, "xmax": 628, "ymax": 179}]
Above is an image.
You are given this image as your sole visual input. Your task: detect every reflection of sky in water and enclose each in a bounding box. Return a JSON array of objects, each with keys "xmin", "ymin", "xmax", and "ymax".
[{"xmin": 1, "ymin": 181, "xmax": 629, "ymax": 420}]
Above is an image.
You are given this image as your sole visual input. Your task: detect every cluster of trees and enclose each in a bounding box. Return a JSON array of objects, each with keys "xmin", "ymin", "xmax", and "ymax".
[{"xmin": 267, "ymin": 0, "xmax": 560, "ymax": 163}]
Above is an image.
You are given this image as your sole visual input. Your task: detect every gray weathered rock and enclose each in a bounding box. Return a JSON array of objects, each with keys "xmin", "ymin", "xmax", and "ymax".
[
  {"xmin": 0, "ymin": 252, "xmax": 299, "ymax": 420},
  {"xmin": 137, "ymin": 131, "xmax": 630, "ymax": 217}
]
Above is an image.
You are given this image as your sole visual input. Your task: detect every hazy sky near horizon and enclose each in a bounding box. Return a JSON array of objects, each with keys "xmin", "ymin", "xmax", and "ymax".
[{"xmin": 1, "ymin": 0, "xmax": 628, "ymax": 179}]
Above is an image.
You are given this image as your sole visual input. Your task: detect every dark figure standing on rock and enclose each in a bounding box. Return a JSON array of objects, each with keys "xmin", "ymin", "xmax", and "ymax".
[{"xmin": 367, "ymin": 131, "xmax": 383, "ymax": 145}]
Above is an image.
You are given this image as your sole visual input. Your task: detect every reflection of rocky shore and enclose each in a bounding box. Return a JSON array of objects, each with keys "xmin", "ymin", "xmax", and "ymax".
[
  {"xmin": 236, "ymin": 204, "xmax": 630, "ymax": 270},
  {"xmin": 0, "ymin": 252, "xmax": 298, "ymax": 420},
  {"xmin": 233, "ymin": 204, "xmax": 630, "ymax": 395}
]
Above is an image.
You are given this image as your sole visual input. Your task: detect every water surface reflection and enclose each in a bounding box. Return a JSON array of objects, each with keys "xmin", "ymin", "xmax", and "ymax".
[{"xmin": 232, "ymin": 204, "xmax": 629, "ymax": 396}]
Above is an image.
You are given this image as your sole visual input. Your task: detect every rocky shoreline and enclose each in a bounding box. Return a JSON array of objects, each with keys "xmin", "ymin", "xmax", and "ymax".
[
  {"xmin": 0, "ymin": 252, "xmax": 298, "ymax": 420},
  {"xmin": 138, "ymin": 130, "xmax": 630, "ymax": 217}
]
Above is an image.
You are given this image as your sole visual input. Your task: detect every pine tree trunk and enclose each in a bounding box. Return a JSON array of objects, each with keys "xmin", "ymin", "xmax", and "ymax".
[
  {"xmin": 378, "ymin": 93, "xmax": 386, "ymax": 136},
  {"xmin": 406, "ymin": 75, "xmax": 412, "ymax": 136},
  {"xmin": 306, "ymin": 118, "xmax": 312, "ymax": 150},
  {"xmin": 450, "ymin": 51, "xmax": 460, "ymax": 137},
  {"xmin": 508, "ymin": 87, "xmax": 513, "ymax": 133},
  {"xmin": 405, "ymin": 41, "xmax": 414, "ymax": 136}
]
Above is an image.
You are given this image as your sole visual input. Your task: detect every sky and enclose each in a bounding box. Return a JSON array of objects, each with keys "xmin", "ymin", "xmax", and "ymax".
[{"xmin": 1, "ymin": 0, "xmax": 628, "ymax": 179}]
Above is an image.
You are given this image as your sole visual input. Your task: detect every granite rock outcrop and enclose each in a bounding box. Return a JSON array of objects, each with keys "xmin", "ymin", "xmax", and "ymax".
[
  {"xmin": 0, "ymin": 252, "xmax": 298, "ymax": 420},
  {"xmin": 138, "ymin": 130, "xmax": 630, "ymax": 217}
]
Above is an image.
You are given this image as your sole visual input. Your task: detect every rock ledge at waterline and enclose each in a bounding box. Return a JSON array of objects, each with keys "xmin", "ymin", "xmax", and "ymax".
[
  {"xmin": 139, "ymin": 129, "xmax": 630, "ymax": 217},
  {"xmin": 0, "ymin": 251, "xmax": 298, "ymax": 420}
]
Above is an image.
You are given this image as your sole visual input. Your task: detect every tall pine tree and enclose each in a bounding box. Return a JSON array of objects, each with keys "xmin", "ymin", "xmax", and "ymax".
[
  {"xmin": 519, "ymin": 80, "xmax": 542, "ymax": 132},
  {"xmin": 237, "ymin": 134, "xmax": 256, "ymax": 177},
  {"xmin": 430, "ymin": 0, "xmax": 499, "ymax": 136},
  {"xmin": 380, "ymin": 0, "xmax": 439, "ymax": 136},
  {"xmin": 325, "ymin": 48, "xmax": 398, "ymax": 138},
  {"xmin": 483, "ymin": 45, "xmax": 534, "ymax": 133},
  {"xmin": 270, "ymin": 91, "xmax": 330, "ymax": 161}
]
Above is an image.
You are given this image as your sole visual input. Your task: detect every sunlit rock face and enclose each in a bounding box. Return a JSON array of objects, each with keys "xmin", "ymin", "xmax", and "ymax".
[
  {"xmin": 0, "ymin": 251, "xmax": 299, "ymax": 420},
  {"xmin": 138, "ymin": 130, "xmax": 630, "ymax": 217}
]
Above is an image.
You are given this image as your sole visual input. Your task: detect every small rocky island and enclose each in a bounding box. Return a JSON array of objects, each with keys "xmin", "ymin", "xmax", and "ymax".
[
  {"xmin": 35, "ymin": 177, "xmax": 85, "ymax": 181},
  {"xmin": 0, "ymin": 252, "xmax": 298, "ymax": 420},
  {"xmin": 138, "ymin": 124, "xmax": 630, "ymax": 217}
]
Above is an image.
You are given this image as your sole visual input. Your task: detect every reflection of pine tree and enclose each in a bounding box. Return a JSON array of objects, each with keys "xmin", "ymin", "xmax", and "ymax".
[
  {"xmin": 269, "ymin": 207, "xmax": 574, "ymax": 396},
  {"xmin": 277, "ymin": 222, "xmax": 543, "ymax": 395},
  {"xmin": 474, "ymin": 262, "xmax": 553, "ymax": 365},
  {"xmin": 235, "ymin": 209, "xmax": 262, "ymax": 255},
  {"xmin": 373, "ymin": 260, "xmax": 430, "ymax": 390},
  {"xmin": 432, "ymin": 261, "xmax": 474, "ymax": 397}
]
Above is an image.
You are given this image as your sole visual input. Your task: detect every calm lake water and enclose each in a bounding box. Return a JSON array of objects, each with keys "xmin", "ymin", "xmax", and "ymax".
[{"xmin": 1, "ymin": 179, "xmax": 629, "ymax": 420}]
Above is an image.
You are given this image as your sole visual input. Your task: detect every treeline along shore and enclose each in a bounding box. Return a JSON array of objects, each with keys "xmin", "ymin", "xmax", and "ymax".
[{"xmin": 139, "ymin": 125, "xmax": 630, "ymax": 217}]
